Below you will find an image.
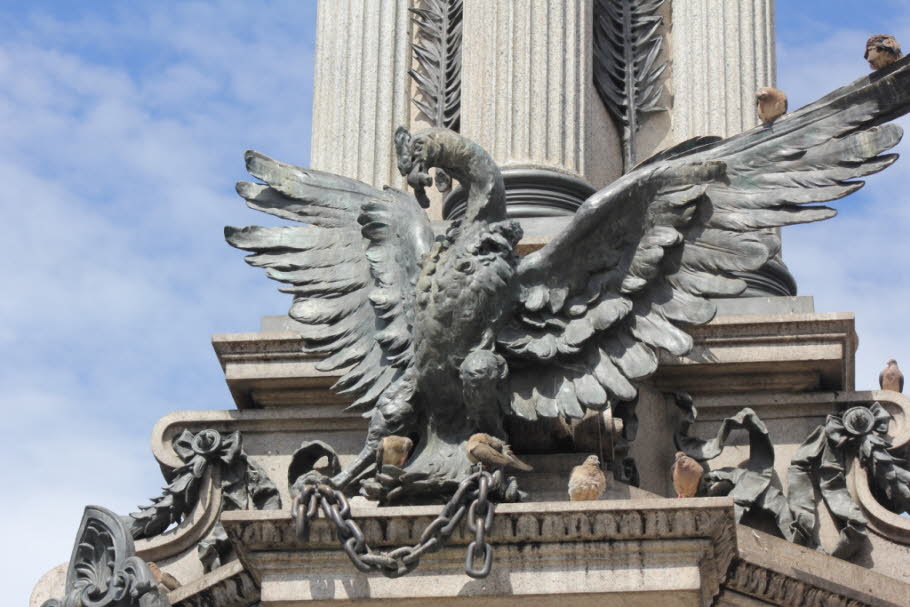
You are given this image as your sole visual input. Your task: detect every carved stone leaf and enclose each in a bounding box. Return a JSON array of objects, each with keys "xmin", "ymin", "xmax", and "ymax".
[
  {"xmin": 410, "ymin": 0, "xmax": 463, "ymax": 131},
  {"xmin": 128, "ymin": 429, "xmax": 281, "ymax": 541},
  {"xmin": 594, "ymin": 0, "xmax": 668, "ymax": 171}
]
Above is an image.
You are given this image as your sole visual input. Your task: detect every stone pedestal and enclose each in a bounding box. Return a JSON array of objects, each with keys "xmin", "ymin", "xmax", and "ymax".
[{"xmin": 223, "ymin": 500, "xmax": 737, "ymax": 607}]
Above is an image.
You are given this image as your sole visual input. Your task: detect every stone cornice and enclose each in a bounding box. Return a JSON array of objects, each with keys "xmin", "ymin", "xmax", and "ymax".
[
  {"xmin": 728, "ymin": 526, "xmax": 909, "ymax": 607},
  {"xmin": 213, "ymin": 312, "xmax": 858, "ymax": 410},
  {"xmin": 222, "ymin": 498, "xmax": 737, "ymax": 606},
  {"xmin": 169, "ymin": 561, "xmax": 259, "ymax": 607}
]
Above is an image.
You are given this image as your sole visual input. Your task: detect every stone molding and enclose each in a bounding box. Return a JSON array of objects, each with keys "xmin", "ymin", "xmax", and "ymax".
[
  {"xmin": 134, "ymin": 472, "xmax": 223, "ymax": 564},
  {"xmin": 655, "ymin": 312, "xmax": 857, "ymax": 394},
  {"xmin": 846, "ymin": 391, "xmax": 910, "ymax": 546},
  {"xmin": 725, "ymin": 559, "xmax": 874, "ymax": 607},
  {"xmin": 213, "ymin": 312, "xmax": 857, "ymax": 410},
  {"xmin": 728, "ymin": 526, "xmax": 908, "ymax": 607},
  {"xmin": 223, "ymin": 498, "xmax": 737, "ymax": 606},
  {"xmin": 169, "ymin": 561, "xmax": 259, "ymax": 607}
]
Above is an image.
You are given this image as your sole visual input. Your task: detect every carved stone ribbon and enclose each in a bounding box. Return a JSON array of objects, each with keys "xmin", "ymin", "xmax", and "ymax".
[{"xmin": 674, "ymin": 394, "xmax": 803, "ymax": 544}]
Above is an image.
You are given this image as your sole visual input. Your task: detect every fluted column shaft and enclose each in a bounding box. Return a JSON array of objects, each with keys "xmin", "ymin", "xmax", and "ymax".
[
  {"xmin": 454, "ymin": 0, "xmax": 621, "ymax": 217},
  {"xmin": 670, "ymin": 0, "xmax": 793, "ymax": 297},
  {"xmin": 310, "ymin": 0, "xmax": 411, "ymax": 189},
  {"xmin": 671, "ymin": 0, "xmax": 776, "ymax": 140}
]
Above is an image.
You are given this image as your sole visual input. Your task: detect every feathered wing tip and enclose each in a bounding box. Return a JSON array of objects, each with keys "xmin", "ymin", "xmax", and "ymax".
[
  {"xmin": 502, "ymin": 55, "xmax": 910, "ymax": 422},
  {"xmin": 226, "ymin": 149, "xmax": 434, "ymax": 414}
]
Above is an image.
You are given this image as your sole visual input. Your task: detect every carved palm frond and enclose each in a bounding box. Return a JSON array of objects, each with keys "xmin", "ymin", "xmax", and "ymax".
[
  {"xmin": 409, "ymin": 0, "xmax": 463, "ymax": 131},
  {"xmin": 593, "ymin": 0, "xmax": 668, "ymax": 172}
]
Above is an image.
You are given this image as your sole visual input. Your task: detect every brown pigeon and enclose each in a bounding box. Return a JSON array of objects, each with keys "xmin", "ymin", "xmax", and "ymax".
[
  {"xmin": 879, "ymin": 359, "xmax": 904, "ymax": 393},
  {"xmin": 568, "ymin": 455, "xmax": 607, "ymax": 501},
  {"xmin": 866, "ymin": 34, "xmax": 903, "ymax": 70},
  {"xmin": 671, "ymin": 451, "xmax": 703, "ymax": 498},
  {"xmin": 467, "ymin": 433, "xmax": 533, "ymax": 471},
  {"xmin": 376, "ymin": 435, "xmax": 414, "ymax": 469},
  {"xmin": 756, "ymin": 87, "xmax": 788, "ymax": 124},
  {"xmin": 146, "ymin": 561, "xmax": 181, "ymax": 592}
]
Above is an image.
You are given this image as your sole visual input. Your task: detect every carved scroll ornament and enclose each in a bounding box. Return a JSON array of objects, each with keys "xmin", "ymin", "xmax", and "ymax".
[
  {"xmin": 42, "ymin": 506, "xmax": 169, "ymax": 607},
  {"xmin": 128, "ymin": 429, "xmax": 280, "ymax": 541}
]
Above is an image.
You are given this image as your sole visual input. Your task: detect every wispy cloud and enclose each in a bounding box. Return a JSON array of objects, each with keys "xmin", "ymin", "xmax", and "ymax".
[
  {"xmin": 9, "ymin": 2, "xmax": 910, "ymax": 604},
  {"xmin": 0, "ymin": 3, "xmax": 316, "ymax": 603},
  {"xmin": 778, "ymin": 7, "xmax": 910, "ymax": 391}
]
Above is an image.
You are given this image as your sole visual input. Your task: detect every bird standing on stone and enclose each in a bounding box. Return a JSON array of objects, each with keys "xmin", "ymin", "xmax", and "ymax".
[
  {"xmin": 568, "ymin": 455, "xmax": 607, "ymax": 501},
  {"xmin": 376, "ymin": 435, "xmax": 414, "ymax": 469},
  {"xmin": 756, "ymin": 87, "xmax": 787, "ymax": 124},
  {"xmin": 146, "ymin": 561, "xmax": 181, "ymax": 592},
  {"xmin": 467, "ymin": 433, "xmax": 533, "ymax": 471},
  {"xmin": 671, "ymin": 451, "xmax": 704, "ymax": 498},
  {"xmin": 866, "ymin": 35, "xmax": 903, "ymax": 70},
  {"xmin": 879, "ymin": 359, "xmax": 904, "ymax": 393}
]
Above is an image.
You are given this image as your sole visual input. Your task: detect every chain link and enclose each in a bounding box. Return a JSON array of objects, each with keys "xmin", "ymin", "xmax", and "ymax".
[{"xmin": 290, "ymin": 469, "xmax": 499, "ymax": 578}]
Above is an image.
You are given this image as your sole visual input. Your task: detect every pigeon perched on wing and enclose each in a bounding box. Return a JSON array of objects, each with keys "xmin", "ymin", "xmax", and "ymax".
[
  {"xmin": 756, "ymin": 87, "xmax": 787, "ymax": 124},
  {"xmin": 879, "ymin": 359, "xmax": 904, "ymax": 393},
  {"xmin": 376, "ymin": 435, "xmax": 414, "ymax": 469},
  {"xmin": 671, "ymin": 451, "xmax": 703, "ymax": 498},
  {"xmin": 568, "ymin": 455, "xmax": 607, "ymax": 501},
  {"xmin": 866, "ymin": 34, "xmax": 903, "ymax": 70},
  {"xmin": 467, "ymin": 433, "xmax": 533, "ymax": 471}
]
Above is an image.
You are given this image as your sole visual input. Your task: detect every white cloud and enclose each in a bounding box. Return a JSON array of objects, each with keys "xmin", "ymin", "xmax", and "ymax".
[
  {"xmin": 778, "ymin": 11, "xmax": 910, "ymax": 391},
  {"xmin": 0, "ymin": 3, "xmax": 316, "ymax": 603},
  {"xmin": 9, "ymin": 2, "xmax": 910, "ymax": 604}
]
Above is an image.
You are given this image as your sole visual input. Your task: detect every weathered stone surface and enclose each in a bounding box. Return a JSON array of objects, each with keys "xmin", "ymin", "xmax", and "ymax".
[
  {"xmin": 654, "ymin": 312, "xmax": 857, "ymax": 395},
  {"xmin": 668, "ymin": 0, "xmax": 775, "ymax": 143},
  {"xmin": 310, "ymin": 0, "xmax": 411, "ymax": 191},
  {"xmin": 222, "ymin": 498, "xmax": 737, "ymax": 606},
  {"xmin": 460, "ymin": 0, "xmax": 621, "ymax": 190},
  {"xmin": 215, "ymin": 312, "xmax": 858, "ymax": 410},
  {"xmin": 723, "ymin": 526, "xmax": 908, "ymax": 607}
]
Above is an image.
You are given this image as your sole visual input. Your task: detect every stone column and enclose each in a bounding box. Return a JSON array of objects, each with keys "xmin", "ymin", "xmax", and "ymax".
[
  {"xmin": 310, "ymin": 0, "xmax": 411, "ymax": 190},
  {"xmin": 670, "ymin": 0, "xmax": 795, "ymax": 297},
  {"xmin": 670, "ymin": 0, "xmax": 775, "ymax": 140},
  {"xmin": 450, "ymin": 0, "xmax": 622, "ymax": 219}
]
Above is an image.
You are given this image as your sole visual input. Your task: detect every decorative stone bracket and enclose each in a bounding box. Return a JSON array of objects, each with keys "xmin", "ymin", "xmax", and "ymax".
[{"xmin": 42, "ymin": 506, "xmax": 170, "ymax": 607}]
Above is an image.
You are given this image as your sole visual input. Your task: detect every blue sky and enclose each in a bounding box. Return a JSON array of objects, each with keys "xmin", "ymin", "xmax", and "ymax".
[{"xmin": 5, "ymin": 1, "xmax": 910, "ymax": 603}]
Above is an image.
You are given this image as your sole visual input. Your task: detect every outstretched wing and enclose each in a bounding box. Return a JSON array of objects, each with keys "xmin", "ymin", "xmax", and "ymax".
[
  {"xmin": 226, "ymin": 151, "xmax": 434, "ymax": 411},
  {"xmin": 501, "ymin": 56, "xmax": 910, "ymax": 421}
]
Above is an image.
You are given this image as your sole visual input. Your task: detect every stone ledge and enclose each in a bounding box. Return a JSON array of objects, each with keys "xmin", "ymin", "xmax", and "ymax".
[
  {"xmin": 214, "ymin": 312, "xmax": 857, "ymax": 410},
  {"xmin": 222, "ymin": 498, "xmax": 737, "ymax": 606},
  {"xmin": 170, "ymin": 560, "xmax": 259, "ymax": 607},
  {"xmin": 654, "ymin": 312, "xmax": 857, "ymax": 395},
  {"xmin": 724, "ymin": 526, "xmax": 909, "ymax": 607}
]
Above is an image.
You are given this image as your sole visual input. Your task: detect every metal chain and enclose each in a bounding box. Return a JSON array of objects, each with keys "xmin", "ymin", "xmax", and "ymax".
[{"xmin": 291, "ymin": 469, "xmax": 500, "ymax": 578}]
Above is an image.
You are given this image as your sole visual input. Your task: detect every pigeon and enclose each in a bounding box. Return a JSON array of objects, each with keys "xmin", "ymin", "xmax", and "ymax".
[
  {"xmin": 671, "ymin": 451, "xmax": 704, "ymax": 498},
  {"xmin": 467, "ymin": 433, "xmax": 533, "ymax": 471},
  {"xmin": 376, "ymin": 435, "xmax": 414, "ymax": 469},
  {"xmin": 756, "ymin": 87, "xmax": 787, "ymax": 124},
  {"xmin": 568, "ymin": 455, "xmax": 607, "ymax": 501},
  {"xmin": 879, "ymin": 359, "xmax": 904, "ymax": 393},
  {"xmin": 866, "ymin": 34, "xmax": 903, "ymax": 70},
  {"xmin": 146, "ymin": 561, "xmax": 181, "ymax": 592}
]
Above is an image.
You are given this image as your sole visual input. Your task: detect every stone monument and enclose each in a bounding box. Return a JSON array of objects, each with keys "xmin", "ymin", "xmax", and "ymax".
[{"xmin": 30, "ymin": 2, "xmax": 910, "ymax": 607}]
